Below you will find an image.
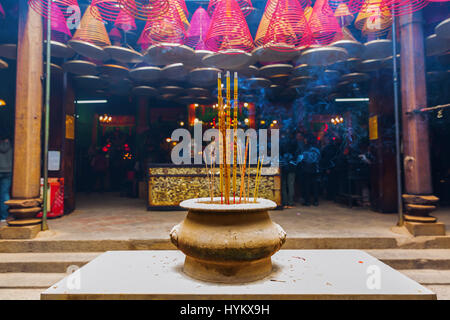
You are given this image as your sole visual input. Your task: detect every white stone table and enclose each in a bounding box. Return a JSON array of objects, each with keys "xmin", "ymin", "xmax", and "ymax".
[{"xmin": 41, "ymin": 250, "xmax": 436, "ymax": 300}]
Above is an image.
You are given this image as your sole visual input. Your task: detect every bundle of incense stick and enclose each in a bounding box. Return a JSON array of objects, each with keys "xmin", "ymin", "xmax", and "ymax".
[{"xmin": 213, "ymin": 71, "xmax": 265, "ymax": 205}]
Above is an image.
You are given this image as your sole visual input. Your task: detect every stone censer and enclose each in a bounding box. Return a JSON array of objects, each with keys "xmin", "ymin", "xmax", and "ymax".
[{"xmin": 170, "ymin": 197, "xmax": 286, "ymax": 283}]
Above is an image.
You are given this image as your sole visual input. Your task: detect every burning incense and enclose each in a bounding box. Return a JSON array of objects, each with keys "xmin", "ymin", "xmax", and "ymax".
[
  {"xmin": 239, "ymin": 136, "xmax": 249, "ymax": 203},
  {"xmin": 255, "ymin": 156, "xmax": 264, "ymax": 202},
  {"xmin": 224, "ymin": 71, "xmax": 231, "ymax": 204},
  {"xmin": 233, "ymin": 72, "xmax": 238, "ymax": 203},
  {"xmin": 217, "ymin": 72, "xmax": 223, "ymax": 203},
  {"xmin": 247, "ymin": 140, "xmax": 251, "ymax": 203},
  {"xmin": 253, "ymin": 155, "xmax": 261, "ymax": 203}
]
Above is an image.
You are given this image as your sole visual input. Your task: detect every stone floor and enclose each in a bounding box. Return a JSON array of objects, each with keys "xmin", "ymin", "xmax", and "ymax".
[{"xmin": 11, "ymin": 192, "xmax": 449, "ymax": 241}]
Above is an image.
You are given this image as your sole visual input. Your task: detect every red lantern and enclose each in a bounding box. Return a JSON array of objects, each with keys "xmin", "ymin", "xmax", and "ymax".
[
  {"xmin": 308, "ymin": 0, "xmax": 342, "ymax": 45},
  {"xmin": 28, "ymin": 0, "xmax": 79, "ymax": 19},
  {"xmin": 205, "ymin": 0, "xmax": 254, "ymax": 52},
  {"xmin": 263, "ymin": 0, "xmax": 312, "ymax": 51},
  {"xmin": 185, "ymin": 7, "xmax": 211, "ymax": 49},
  {"xmin": 207, "ymin": 0, "xmax": 254, "ymax": 17},
  {"xmin": 118, "ymin": 0, "xmax": 170, "ymax": 21}
]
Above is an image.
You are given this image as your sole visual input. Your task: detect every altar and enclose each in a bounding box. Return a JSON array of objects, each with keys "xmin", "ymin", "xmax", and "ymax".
[{"xmin": 41, "ymin": 250, "xmax": 436, "ymax": 300}]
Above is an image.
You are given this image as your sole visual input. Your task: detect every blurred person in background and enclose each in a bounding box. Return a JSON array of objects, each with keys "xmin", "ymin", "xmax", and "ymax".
[{"xmin": 0, "ymin": 130, "xmax": 13, "ymax": 223}]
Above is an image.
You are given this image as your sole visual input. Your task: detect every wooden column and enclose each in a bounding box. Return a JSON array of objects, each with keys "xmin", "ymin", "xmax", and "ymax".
[
  {"xmin": 399, "ymin": 12, "xmax": 444, "ymax": 235},
  {"xmin": 368, "ymin": 70, "xmax": 398, "ymax": 213},
  {"xmin": 5, "ymin": 0, "xmax": 43, "ymax": 229}
]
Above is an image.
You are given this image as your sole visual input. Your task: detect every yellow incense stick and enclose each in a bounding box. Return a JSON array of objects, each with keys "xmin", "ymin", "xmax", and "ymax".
[
  {"xmin": 255, "ymin": 156, "xmax": 264, "ymax": 201},
  {"xmin": 217, "ymin": 73, "xmax": 223, "ymax": 202},
  {"xmin": 239, "ymin": 137, "xmax": 249, "ymax": 203},
  {"xmin": 225, "ymin": 71, "xmax": 231, "ymax": 204},
  {"xmin": 233, "ymin": 72, "xmax": 238, "ymax": 202},
  {"xmin": 253, "ymin": 156, "xmax": 261, "ymax": 203}
]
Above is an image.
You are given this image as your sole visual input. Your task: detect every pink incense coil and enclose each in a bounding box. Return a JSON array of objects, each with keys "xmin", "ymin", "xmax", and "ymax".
[
  {"xmin": 137, "ymin": 26, "xmax": 153, "ymax": 50},
  {"xmin": 380, "ymin": 0, "xmax": 430, "ymax": 16},
  {"xmin": 207, "ymin": 0, "xmax": 254, "ymax": 17},
  {"xmin": 143, "ymin": 1, "xmax": 185, "ymax": 44},
  {"xmin": 308, "ymin": 0, "xmax": 342, "ymax": 45},
  {"xmin": 0, "ymin": 3, "xmax": 5, "ymax": 19},
  {"xmin": 118, "ymin": 0, "xmax": 170, "ymax": 21},
  {"xmin": 205, "ymin": 0, "xmax": 254, "ymax": 52},
  {"xmin": 109, "ymin": 27, "xmax": 123, "ymax": 43},
  {"xmin": 328, "ymin": 0, "xmax": 365, "ymax": 14},
  {"xmin": 185, "ymin": 7, "xmax": 211, "ymax": 48},
  {"xmin": 44, "ymin": 3, "xmax": 72, "ymax": 43},
  {"xmin": 263, "ymin": 0, "xmax": 312, "ymax": 51},
  {"xmin": 28, "ymin": 0, "xmax": 79, "ymax": 19},
  {"xmin": 115, "ymin": 8, "xmax": 137, "ymax": 32},
  {"xmin": 91, "ymin": 0, "xmax": 121, "ymax": 21}
]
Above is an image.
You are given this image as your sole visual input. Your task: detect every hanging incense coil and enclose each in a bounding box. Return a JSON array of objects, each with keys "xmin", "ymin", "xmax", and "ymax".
[
  {"xmin": 355, "ymin": 0, "xmax": 392, "ymax": 37},
  {"xmin": 71, "ymin": 5, "xmax": 111, "ymax": 47},
  {"xmin": 142, "ymin": 1, "xmax": 185, "ymax": 44},
  {"xmin": 333, "ymin": 2, "xmax": 355, "ymax": 26},
  {"xmin": 68, "ymin": 5, "xmax": 111, "ymax": 60},
  {"xmin": 91, "ymin": 0, "xmax": 121, "ymax": 21},
  {"xmin": 328, "ymin": 0, "xmax": 365, "ymax": 14},
  {"xmin": 308, "ymin": 0, "xmax": 342, "ymax": 45},
  {"xmin": 185, "ymin": 7, "xmax": 211, "ymax": 49},
  {"xmin": 207, "ymin": 0, "xmax": 254, "ymax": 17},
  {"xmin": 380, "ymin": 0, "xmax": 429, "ymax": 17},
  {"xmin": 118, "ymin": 0, "xmax": 170, "ymax": 21},
  {"xmin": 43, "ymin": 2, "xmax": 72, "ymax": 45},
  {"xmin": 263, "ymin": 0, "xmax": 312, "ymax": 51},
  {"xmin": 0, "ymin": 3, "xmax": 4, "ymax": 19},
  {"xmin": 114, "ymin": 8, "xmax": 137, "ymax": 32},
  {"xmin": 174, "ymin": 0, "xmax": 190, "ymax": 29},
  {"xmin": 205, "ymin": 0, "xmax": 254, "ymax": 53},
  {"xmin": 28, "ymin": 0, "xmax": 79, "ymax": 19}
]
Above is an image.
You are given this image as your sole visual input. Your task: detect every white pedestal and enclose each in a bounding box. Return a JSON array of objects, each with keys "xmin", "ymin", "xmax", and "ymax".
[{"xmin": 41, "ymin": 250, "xmax": 436, "ymax": 300}]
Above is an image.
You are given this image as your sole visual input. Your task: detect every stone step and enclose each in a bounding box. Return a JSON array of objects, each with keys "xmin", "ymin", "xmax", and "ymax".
[
  {"xmin": 366, "ymin": 249, "xmax": 450, "ymax": 270},
  {"xmin": 0, "ymin": 288, "xmax": 44, "ymax": 300},
  {"xmin": 0, "ymin": 249, "xmax": 449, "ymax": 273},
  {"xmin": 399, "ymin": 270, "xmax": 450, "ymax": 285},
  {"xmin": 0, "ymin": 252, "xmax": 101, "ymax": 273},
  {"xmin": 0, "ymin": 273, "xmax": 66, "ymax": 288},
  {"xmin": 1, "ymin": 236, "xmax": 450, "ymax": 253}
]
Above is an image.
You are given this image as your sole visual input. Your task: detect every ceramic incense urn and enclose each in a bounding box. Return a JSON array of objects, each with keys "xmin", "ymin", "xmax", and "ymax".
[{"xmin": 170, "ymin": 197, "xmax": 286, "ymax": 283}]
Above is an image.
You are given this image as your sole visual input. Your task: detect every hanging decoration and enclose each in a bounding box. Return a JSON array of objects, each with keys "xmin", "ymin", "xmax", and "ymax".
[
  {"xmin": 45, "ymin": 2, "xmax": 72, "ymax": 43},
  {"xmin": 355, "ymin": 0, "xmax": 392, "ymax": 37},
  {"xmin": 28, "ymin": 0, "xmax": 79, "ymax": 19},
  {"xmin": 143, "ymin": 0, "xmax": 185, "ymax": 44},
  {"xmin": 114, "ymin": 7, "xmax": 137, "ymax": 32},
  {"xmin": 207, "ymin": 0, "xmax": 254, "ymax": 17},
  {"xmin": 91, "ymin": 0, "xmax": 121, "ymax": 21},
  {"xmin": 185, "ymin": 7, "xmax": 211, "ymax": 49},
  {"xmin": 333, "ymin": 2, "xmax": 355, "ymax": 26},
  {"xmin": 174, "ymin": 0, "xmax": 190, "ymax": 29},
  {"xmin": 254, "ymin": 0, "xmax": 277, "ymax": 47},
  {"xmin": 205, "ymin": 0, "xmax": 254, "ymax": 52},
  {"xmin": 328, "ymin": 0, "xmax": 365, "ymax": 14},
  {"xmin": 0, "ymin": 2, "xmax": 5, "ymax": 19},
  {"xmin": 263, "ymin": 0, "xmax": 312, "ymax": 51},
  {"xmin": 71, "ymin": 5, "xmax": 111, "ymax": 47},
  {"xmin": 308, "ymin": 0, "xmax": 342, "ymax": 45},
  {"xmin": 118, "ymin": 0, "xmax": 170, "ymax": 21}
]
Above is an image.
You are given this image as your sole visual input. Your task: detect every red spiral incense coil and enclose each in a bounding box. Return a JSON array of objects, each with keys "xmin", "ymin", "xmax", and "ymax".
[
  {"xmin": 0, "ymin": 3, "xmax": 5, "ymax": 19},
  {"xmin": 71, "ymin": 5, "xmax": 111, "ymax": 47},
  {"xmin": 115, "ymin": 8, "xmax": 137, "ymax": 32},
  {"xmin": 263, "ymin": 0, "xmax": 312, "ymax": 51},
  {"xmin": 355, "ymin": 0, "xmax": 392, "ymax": 37},
  {"xmin": 28, "ymin": 0, "xmax": 79, "ymax": 19},
  {"xmin": 205, "ymin": 0, "xmax": 254, "ymax": 52},
  {"xmin": 207, "ymin": 0, "xmax": 254, "ymax": 17},
  {"xmin": 143, "ymin": 1, "xmax": 185, "ymax": 44},
  {"xmin": 380, "ymin": 0, "xmax": 430, "ymax": 16},
  {"xmin": 44, "ymin": 2, "xmax": 72, "ymax": 43},
  {"xmin": 118, "ymin": 0, "xmax": 170, "ymax": 21},
  {"xmin": 328, "ymin": 0, "xmax": 365, "ymax": 14},
  {"xmin": 308, "ymin": 0, "xmax": 342, "ymax": 45},
  {"xmin": 137, "ymin": 25, "xmax": 153, "ymax": 50},
  {"xmin": 91, "ymin": 0, "xmax": 120, "ymax": 21},
  {"xmin": 185, "ymin": 7, "xmax": 211, "ymax": 49}
]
